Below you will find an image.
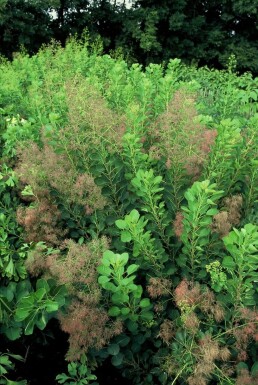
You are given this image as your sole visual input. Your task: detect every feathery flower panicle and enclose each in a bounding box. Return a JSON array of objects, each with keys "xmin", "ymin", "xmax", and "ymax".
[
  {"xmin": 219, "ymin": 347, "xmax": 231, "ymax": 362},
  {"xmin": 174, "ymin": 280, "xmax": 225, "ymax": 323},
  {"xmin": 64, "ymin": 76, "xmax": 126, "ymax": 153},
  {"xmin": 236, "ymin": 369, "xmax": 256, "ymax": 385},
  {"xmin": 212, "ymin": 303, "xmax": 225, "ymax": 322},
  {"xmin": 147, "ymin": 277, "xmax": 172, "ymax": 298},
  {"xmin": 174, "ymin": 280, "xmax": 201, "ymax": 307},
  {"xmin": 232, "ymin": 308, "xmax": 258, "ymax": 361},
  {"xmin": 183, "ymin": 313, "xmax": 200, "ymax": 332},
  {"xmin": 194, "ymin": 362, "xmax": 214, "ymax": 377},
  {"xmin": 148, "ymin": 145, "xmax": 161, "ymax": 161},
  {"xmin": 16, "ymin": 197, "xmax": 66, "ymax": 246},
  {"xmin": 239, "ymin": 307, "xmax": 258, "ymax": 322},
  {"xmin": 198, "ymin": 289, "xmax": 215, "ymax": 313},
  {"xmin": 16, "ymin": 132, "xmax": 106, "ymax": 230},
  {"xmin": 224, "ymin": 194, "xmax": 243, "ymax": 226},
  {"xmin": 237, "ymin": 350, "xmax": 248, "ymax": 362},
  {"xmin": 59, "ymin": 300, "xmax": 123, "ymax": 361},
  {"xmin": 49, "ymin": 237, "xmax": 109, "ymax": 302},
  {"xmin": 199, "ymin": 335, "xmax": 220, "ymax": 363},
  {"xmin": 187, "ymin": 376, "xmax": 207, "ymax": 385},
  {"xmin": 25, "ymin": 243, "xmax": 59, "ymax": 277},
  {"xmin": 40, "ymin": 142, "xmax": 75, "ymax": 194},
  {"xmin": 186, "ymin": 335, "xmax": 231, "ymax": 385},
  {"xmin": 220, "ymin": 364, "xmax": 235, "ymax": 377},
  {"xmin": 38, "ymin": 138, "xmax": 106, "ymax": 210},
  {"xmin": 27, "ymin": 235, "xmax": 115, "ymax": 361},
  {"xmin": 15, "ymin": 142, "xmax": 48, "ymax": 197},
  {"xmin": 71, "ymin": 172, "xmax": 106, "ymax": 210},
  {"xmin": 211, "ymin": 211, "xmax": 231, "ymax": 238},
  {"xmin": 158, "ymin": 319, "xmax": 174, "ymax": 344},
  {"xmin": 173, "ymin": 211, "xmax": 184, "ymax": 239},
  {"xmin": 148, "ymin": 88, "xmax": 217, "ymax": 180},
  {"xmin": 174, "ymin": 279, "xmax": 189, "ymax": 306},
  {"xmin": 39, "ymin": 235, "xmax": 119, "ymax": 361},
  {"xmin": 211, "ymin": 194, "xmax": 243, "ymax": 237},
  {"xmin": 165, "ymin": 158, "xmax": 172, "ymax": 169},
  {"xmin": 154, "ymin": 302, "xmax": 164, "ymax": 314},
  {"xmin": 201, "ymin": 129, "xmax": 218, "ymax": 154}
]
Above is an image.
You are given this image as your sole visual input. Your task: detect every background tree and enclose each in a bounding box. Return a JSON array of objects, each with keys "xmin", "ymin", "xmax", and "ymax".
[
  {"xmin": 122, "ymin": 0, "xmax": 258, "ymax": 72},
  {"xmin": 0, "ymin": 0, "xmax": 258, "ymax": 73},
  {"xmin": 0, "ymin": 0, "xmax": 54, "ymax": 57},
  {"xmin": 50, "ymin": 0, "xmax": 126, "ymax": 51}
]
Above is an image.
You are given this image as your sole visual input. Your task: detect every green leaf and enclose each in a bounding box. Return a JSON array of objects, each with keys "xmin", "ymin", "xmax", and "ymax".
[
  {"xmin": 129, "ymin": 209, "xmax": 140, "ymax": 223},
  {"xmin": 206, "ymin": 198, "xmax": 217, "ymax": 205},
  {"xmin": 108, "ymin": 307, "xmax": 121, "ymax": 317},
  {"xmin": 236, "ymin": 362, "xmax": 249, "ymax": 373},
  {"xmin": 107, "ymin": 344, "xmax": 120, "ymax": 355},
  {"xmin": 120, "ymin": 253, "xmax": 129, "ymax": 265},
  {"xmin": 126, "ymin": 264, "xmax": 139, "ymax": 275},
  {"xmin": 251, "ymin": 362, "xmax": 258, "ymax": 376},
  {"xmin": 4, "ymin": 327, "xmax": 22, "ymax": 341},
  {"xmin": 222, "ymin": 256, "xmax": 235, "ymax": 269},
  {"xmin": 36, "ymin": 279, "xmax": 50, "ymax": 292},
  {"xmin": 115, "ymin": 220, "xmax": 126, "ymax": 230},
  {"xmin": 134, "ymin": 285, "xmax": 143, "ymax": 299},
  {"xmin": 7, "ymin": 354, "xmax": 24, "ymax": 362},
  {"xmin": 197, "ymin": 228, "xmax": 210, "ymax": 237},
  {"xmin": 250, "ymin": 91, "xmax": 257, "ymax": 101},
  {"xmin": 15, "ymin": 307, "xmax": 32, "ymax": 322},
  {"xmin": 121, "ymin": 231, "xmax": 132, "ymax": 242},
  {"xmin": 0, "ymin": 356, "xmax": 11, "ymax": 366},
  {"xmin": 199, "ymin": 216, "xmax": 213, "ymax": 226},
  {"xmin": 131, "ymin": 178, "xmax": 141, "ymax": 189},
  {"xmin": 95, "ymin": 176, "xmax": 107, "ymax": 187},
  {"xmin": 129, "ymin": 314, "xmax": 138, "ymax": 322},
  {"xmin": 0, "ymin": 365, "xmax": 8, "ymax": 375},
  {"xmin": 5, "ymin": 259, "xmax": 14, "ymax": 277},
  {"xmin": 45, "ymin": 300, "xmax": 59, "ymax": 313},
  {"xmin": 140, "ymin": 311, "xmax": 153, "ymax": 321},
  {"xmin": 120, "ymin": 307, "xmax": 130, "ymax": 316},
  {"xmin": 102, "ymin": 250, "xmax": 115, "ymax": 266},
  {"xmin": 34, "ymin": 288, "xmax": 46, "ymax": 301},
  {"xmin": 111, "ymin": 292, "xmax": 129, "ymax": 304},
  {"xmin": 121, "ymin": 277, "xmax": 135, "ymax": 286},
  {"xmin": 126, "ymin": 320, "xmax": 138, "ymax": 333},
  {"xmin": 185, "ymin": 191, "xmax": 195, "ymax": 202},
  {"xmin": 127, "ymin": 284, "xmax": 138, "ymax": 292},
  {"xmin": 97, "ymin": 265, "xmax": 112, "ymax": 276},
  {"xmin": 111, "ymin": 352, "xmax": 124, "ymax": 366},
  {"xmin": 103, "ymin": 282, "xmax": 118, "ymax": 292},
  {"xmin": 139, "ymin": 298, "xmax": 151, "ymax": 308},
  {"xmin": 56, "ymin": 373, "xmax": 70, "ymax": 384},
  {"xmin": 116, "ymin": 335, "xmax": 130, "ymax": 347},
  {"xmin": 206, "ymin": 208, "xmax": 218, "ymax": 216},
  {"xmin": 36, "ymin": 313, "xmax": 47, "ymax": 330},
  {"xmin": 24, "ymin": 317, "xmax": 36, "ymax": 335},
  {"xmin": 98, "ymin": 276, "xmax": 110, "ymax": 285},
  {"xmin": 68, "ymin": 362, "xmax": 77, "ymax": 377}
]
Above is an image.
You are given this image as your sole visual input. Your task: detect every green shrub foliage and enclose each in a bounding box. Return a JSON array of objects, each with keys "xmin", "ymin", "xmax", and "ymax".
[{"xmin": 0, "ymin": 38, "xmax": 258, "ymax": 384}]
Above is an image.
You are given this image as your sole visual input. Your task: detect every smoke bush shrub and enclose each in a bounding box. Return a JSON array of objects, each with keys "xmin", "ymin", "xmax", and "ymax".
[{"xmin": 0, "ymin": 40, "xmax": 257, "ymax": 384}]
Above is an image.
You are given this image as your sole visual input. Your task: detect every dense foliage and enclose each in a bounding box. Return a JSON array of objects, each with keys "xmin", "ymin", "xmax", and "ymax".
[
  {"xmin": 0, "ymin": 38, "xmax": 258, "ymax": 384},
  {"xmin": 1, "ymin": 0, "xmax": 258, "ymax": 73}
]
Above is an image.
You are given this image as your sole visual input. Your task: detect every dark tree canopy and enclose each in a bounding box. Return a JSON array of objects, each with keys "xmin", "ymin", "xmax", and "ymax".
[
  {"xmin": 128, "ymin": 0, "xmax": 258, "ymax": 72},
  {"xmin": 0, "ymin": 0, "xmax": 258, "ymax": 73},
  {"xmin": 0, "ymin": 0, "xmax": 53, "ymax": 56}
]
